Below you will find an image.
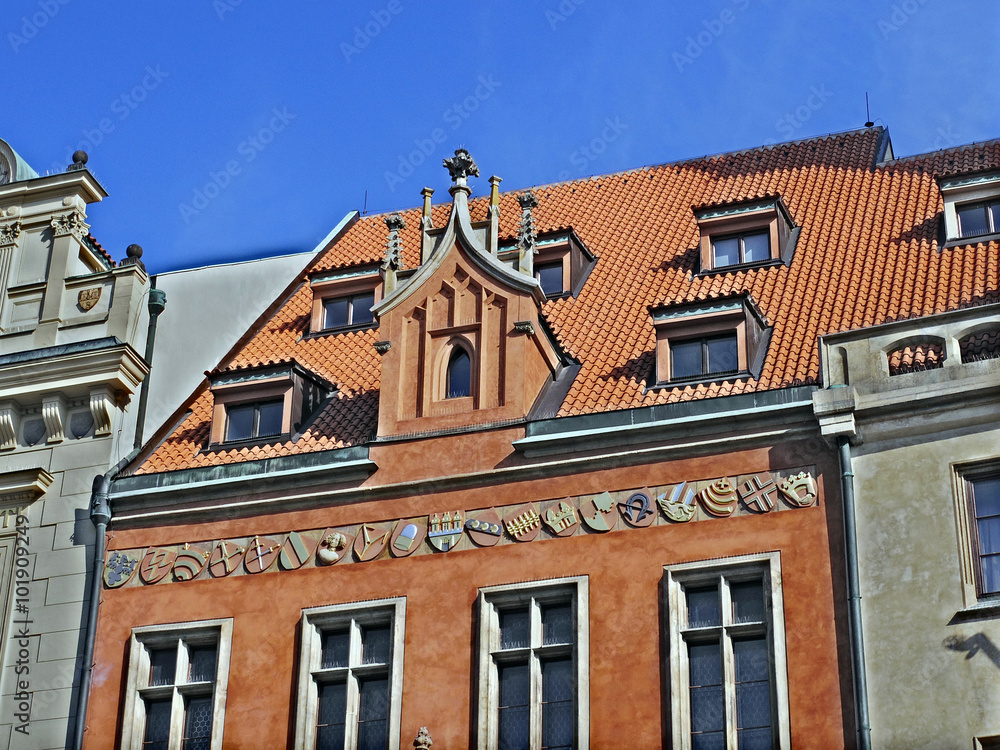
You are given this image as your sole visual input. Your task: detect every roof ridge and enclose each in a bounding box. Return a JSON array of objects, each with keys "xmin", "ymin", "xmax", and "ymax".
[{"xmin": 881, "ymin": 137, "xmax": 1000, "ymax": 165}]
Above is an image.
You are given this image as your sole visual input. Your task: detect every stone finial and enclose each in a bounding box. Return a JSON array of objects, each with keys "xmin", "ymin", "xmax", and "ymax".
[
  {"xmin": 382, "ymin": 213, "xmax": 406, "ymax": 294},
  {"xmin": 67, "ymin": 150, "xmax": 88, "ymax": 172},
  {"xmin": 120, "ymin": 243, "xmax": 147, "ymax": 272},
  {"xmin": 420, "ymin": 187, "xmax": 435, "ymax": 263},
  {"xmin": 486, "ymin": 175, "xmax": 502, "ymax": 256},
  {"xmin": 443, "ymin": 149, "xmax": 479, "ymax": 184},
  {"xmin": 516, "ymin": 191, "xmax": 539, "ymax": 276},
  {"xmin": 413, "ymin": 727, "xmax": 433, "ymax": 749}
]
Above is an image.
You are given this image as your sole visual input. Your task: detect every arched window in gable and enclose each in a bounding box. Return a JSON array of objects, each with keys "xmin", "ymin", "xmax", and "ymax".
[{"xmin": 446, "ymin": 347, "xmax": 472, "ymax": 399}]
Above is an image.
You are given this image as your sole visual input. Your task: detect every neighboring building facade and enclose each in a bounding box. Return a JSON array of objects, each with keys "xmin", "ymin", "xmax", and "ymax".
[
  {"xmin": 0, "ymin": 137, "xmax": 336, "ymax": 749},
  {"xmin": 83, "ymin": 128, "xmax": 1000, "ymax": 749}
]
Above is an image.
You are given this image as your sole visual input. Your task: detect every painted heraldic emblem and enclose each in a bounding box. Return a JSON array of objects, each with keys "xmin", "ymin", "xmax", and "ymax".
[
  {"xmin": 78, "ymin": 287, "xmax": 101, "ymax": 311},
  {"xmin": 427, "ymin": 511, "xmax": 463, "ymax": 552}
]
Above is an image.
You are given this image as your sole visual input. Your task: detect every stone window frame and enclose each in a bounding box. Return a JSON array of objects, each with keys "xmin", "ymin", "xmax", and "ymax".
[
  {"xmin": 309, "ymin": 269, "xmax": 382, "ymax": 335},
  {"xmin": 119, "ymin": 618, "xmax": 233, "ymax": 750},
  {"xmin": 475, "ymin": 575, "xmax": 590, "ymax": 750},
  {"xmin": 293, "ymin": 597, "xmax": 406, "ymax": 750},
  {"xmin": 433, "ymin": 335, "xmax": 477, "ymax": 408},
  {"xmin": 662, "ymin": 551, "xmax": 791, "ymax": 750},
  {"xmin": 650, "ymin": 295, "xmax": 771, "ymax": 388},
  {"xmin": 695, "ymin": 197, "xmax": 798, "ymax": 274},
  {"xmin": 953, "ymin": 460, "xmax": 1000, "ymax": 608},
  {"xmin": 939, "ymin": 171, "xmax": 1000, "ymax": 245}
]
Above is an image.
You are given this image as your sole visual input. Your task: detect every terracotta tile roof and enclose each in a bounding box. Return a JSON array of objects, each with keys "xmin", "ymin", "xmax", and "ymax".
[
  {"xmin": 86, "ymin": 233, "xmax": 116, "ymax": 267},
  {"xmin": 137, "ymin": 127, "xmax": 1000, "ymax": 474},
  {"xmin": 959, "ymin": 329, "xmax": 1000, "ymax": 363},
  {"xmin": 887, "ymin": 342, "xmax": 945, "ymax": 376}
]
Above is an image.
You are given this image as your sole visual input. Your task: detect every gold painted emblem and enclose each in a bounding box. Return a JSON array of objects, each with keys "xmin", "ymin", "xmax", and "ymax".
[{"xmin": 78, "ymin": 287, "xmax": 102, "ymax": 311}]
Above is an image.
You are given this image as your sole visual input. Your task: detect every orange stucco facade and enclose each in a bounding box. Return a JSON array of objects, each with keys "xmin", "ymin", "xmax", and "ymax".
[{"xmin": 86, "ymin": 436, "xmax": 853, "ymax": 748}]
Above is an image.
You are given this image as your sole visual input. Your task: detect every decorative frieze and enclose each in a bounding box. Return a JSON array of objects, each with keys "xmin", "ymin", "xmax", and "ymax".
[
  {"xmin": 104, "ymin": 466, "xmax": 820, "ymax": 590},
  {"xmin": 0, "ymin": 221, "xmax": 22, "ymax": 247}
]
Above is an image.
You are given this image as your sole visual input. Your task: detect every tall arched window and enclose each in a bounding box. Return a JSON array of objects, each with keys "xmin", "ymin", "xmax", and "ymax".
[{"xmin": 446, "ymin": 347, "xmax": 472, "ymax": 399}]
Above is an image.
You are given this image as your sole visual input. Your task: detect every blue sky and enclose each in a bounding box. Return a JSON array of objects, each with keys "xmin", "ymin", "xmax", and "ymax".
[{"xmin": 4, "ymin": 0, "xmax": 998, "ymax": 274}]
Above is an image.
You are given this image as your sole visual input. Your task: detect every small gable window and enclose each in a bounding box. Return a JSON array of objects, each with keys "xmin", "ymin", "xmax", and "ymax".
[
  {"xmin": 446, "ymin": 348, "xmax": 472, "ymax": 399},
  {"xmin": 956, "ymin": 200, "xmax": 1000, "ymax": 239},
  {"xmin": 323, "ymin": 291, "xmax": 375, "ymax": 330},
  {"xmin": 497, "ymin": 230, "xmax": 596, "ymax": 300},
  {"xmin": 695, "ymin": 197, "xmax": 797, "ymax": 273},
  {"xmin": 651, "ymin": 295, "xmax": 771, "ymax": 388},
  {"xmin": 225, "ymin": 399, "xmax": 284, "ymax": 442},
  {"xmin": 535, "ymin": 261, "xmax": 565, "ymax": 297}
]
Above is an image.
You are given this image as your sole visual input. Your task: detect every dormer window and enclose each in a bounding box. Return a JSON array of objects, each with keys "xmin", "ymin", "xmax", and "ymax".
[
  {"xmin": 535, "ymin": 261, "xmax": 564, "ymax": 297},
  {"xmin": 497, "ymin": 230, "xmax": 596, "ymax": 299},
  {"xmin": 695, "ymin": 197, "xmax": 797, "ymax": 273},
  {"xmin": 323, "ymin": 291, "xmax": 375, "ymax": 330},
  {"xmin": 310, "ymin": 268, "xmax": 381, "ymax": 335},
  {"xmin": 209, "ymin": 362, "xmax": 333, "ymax": 447},
  {"xmin": 651, "ymin": 295, "xmax": 771, "ymax": 387},
  {"xmin": 446, "ymin": 348, "xmax": 472, "ymax": 398},
  {"xmin": 939, "ymin": 171, "xmax": 1000, "ymax": 243}
]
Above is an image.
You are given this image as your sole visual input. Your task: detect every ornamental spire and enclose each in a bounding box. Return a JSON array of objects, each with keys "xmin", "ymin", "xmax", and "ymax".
[
  {"xmin": 382, "ymin": 212, "xmax": 406, "ymax": 294},
  {"xmin": 516, "ymin": 190, "xmax": 539, "ymax": 277},
  {"xmin": 443, "ymin": 148, "xmax": 479, "ymax": 188}
]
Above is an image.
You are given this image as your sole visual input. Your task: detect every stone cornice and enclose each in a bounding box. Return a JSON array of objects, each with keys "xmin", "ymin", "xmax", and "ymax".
[
  {"xmin": 0, "ymin": 467, "xmax": 54, "ymax": 505},
  {"xmin": 0, "ymin": 169, "xmax": 107, "ymax": 204}
]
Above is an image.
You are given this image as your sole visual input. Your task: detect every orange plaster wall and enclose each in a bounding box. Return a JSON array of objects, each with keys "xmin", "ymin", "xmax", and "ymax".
[{"xmin": 86, "ymin": 442, "xmax": 850, "ymax": 749}]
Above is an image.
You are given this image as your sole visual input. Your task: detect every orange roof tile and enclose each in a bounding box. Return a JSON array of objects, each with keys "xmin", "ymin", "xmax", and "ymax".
[{"xmin": 136, "ymin": 128, "xmax": 1000, "ymax": 474}]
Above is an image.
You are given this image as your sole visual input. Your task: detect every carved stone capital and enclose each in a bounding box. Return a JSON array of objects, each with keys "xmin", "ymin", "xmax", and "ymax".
[
  {"xmin": 41, "ymin": 393, "xmax": 68, "ymax": 444},
  {"xmin": 89, "ymin": 385, "xmax": 115, "ymax": 437},
  {"xmin": 50, "ymin": 211, "xmax": 90, "ymax": 240},
  {"xmin": 0, "ymin": 400, "xmax": 21, "ymax": 450},
  {"xmin": 0, "ymin": 221, "xmax": 22, "ymax": 247}
]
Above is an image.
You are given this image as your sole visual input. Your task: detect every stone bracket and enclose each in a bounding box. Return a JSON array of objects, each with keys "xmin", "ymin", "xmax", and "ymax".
[
  {"xmin": 90, "ymin": 385, "xmax": 115, "ymax": 437},
  {"xmin": 0, "ymin": 400, "xmax": 20, "ymax": 450},
  {"xmin": 41, "ymin": 393, "xmax": 68, "ymax": 444}
]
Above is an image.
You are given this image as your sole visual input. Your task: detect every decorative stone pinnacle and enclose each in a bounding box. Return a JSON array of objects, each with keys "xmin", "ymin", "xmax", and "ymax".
[
  {"xmin": 413, "ymin": 727, "xmax": 433, "ymax": 749},
  {"xmin": 516, "ymin": 191, "xmax": 539, "ymax": 276},
  {"xmin": 517, "ymin": 190, "xmax": 538, "ymax": 210},
  {"xmin": 443, "ymin": 149, "xmax": 479, "ymax": 184},
  {"xmin": 383, "ymin": 213, "xmax": 406, "ymax": 271}
]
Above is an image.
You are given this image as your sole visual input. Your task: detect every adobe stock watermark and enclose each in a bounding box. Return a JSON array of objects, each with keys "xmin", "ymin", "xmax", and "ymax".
[
  {"xmin": 11, "ymin": 513, "xmax": 31, "ymax": 736},
  {"xmin": 556, "ymin": 117, "xmax": 628, "ymax": 181},
  {"xmin": 878, "ymin": 0, "xmax": 931, "ymax": 39},
  {"xmin": 673, "ymin": 0, "xmax": 753, "ymax": 72},
  {"xmin": 214, "ymin": 0, "xmax": 246, "ymax": 21},
  {"xmin": 546, "ymin": 0, "xmax": 585, "ymax": 30},
  {"xmin": 762, "ymin": 85, "xmax": 833, "ymax": 144},
  {"xmin": 8, "ymin": 0, "xmax": 71, "ymax": 53},
  {"xmin": 44, "ymin": 66, "xmax": 169, "ymax": 174},
  {"xmin": 341, "ymin": 0, "xmax": 403, "ymax": 63},
  {"xmin": 384, "ymin": 75, "xmax": 501, "ymax": 192},
  {"xmin": 178, "ymin": 107, "xmax": 295, "ymax": 223}
]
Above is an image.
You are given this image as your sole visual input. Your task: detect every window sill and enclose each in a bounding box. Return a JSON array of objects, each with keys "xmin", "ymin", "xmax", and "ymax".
[
  {"xmin": 949, "ymin": 597, "xmax": 1000, "ymax": 624},
  {"xmin": 305, "ymin": 321, "xmax": 378, "ymax": 339},
  {"xmin": 942, "ymin": 230, "xmax": 1000, "ymax": 249},
  {"xmin": 646, "ymin": 370, "xmax": 749, "ymax": 392},
  {"xmin": 697, "ymin": 258, "xmax": 783, "ymax": 277}
]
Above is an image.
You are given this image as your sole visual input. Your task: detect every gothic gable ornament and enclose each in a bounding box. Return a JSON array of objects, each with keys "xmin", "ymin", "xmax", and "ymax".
[{"xmin": 78, "ymin": 287, "xmax": 102, "ymax": 311}]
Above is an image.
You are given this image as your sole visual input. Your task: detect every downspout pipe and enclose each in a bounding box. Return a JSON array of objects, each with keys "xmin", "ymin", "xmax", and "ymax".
[
  {"xmin": 838, "ymin": 435, "xmax": 872, "ymax": 750},
  {"xmin": 73, "ymin": 448, "xmax": 140, "ymax": 750},
  {"xmin": 133, "ymin": 285, "xmax": 167, "ymax": 450}
]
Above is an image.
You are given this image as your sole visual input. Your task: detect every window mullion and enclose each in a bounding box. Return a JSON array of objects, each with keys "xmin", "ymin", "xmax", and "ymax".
[
  {"xmin": 720, "ymin": 577, "xmax": 738, "ymax": 749},
  {"xmin": 344, "ymin": 619, "xmax": 364, "ymax": 750},
  {"xmin": 530, "ymin": 597, "xmax": 543, "ymax": 750},
  {"xmin": 168, "ymin": 686, "xmax": 184, "ymax": 750}
]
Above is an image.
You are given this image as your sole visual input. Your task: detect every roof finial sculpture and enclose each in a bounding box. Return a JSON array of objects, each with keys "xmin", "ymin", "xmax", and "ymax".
[
  {"xmin": 382, "ymin": 213, "xmax": 406, "ymax": 294},
  {"xmin": 443, "ymin": 149, "xmax": 479, "ymax": 187},
  {"xmin": 516, "ymin": 190, "xmax": 539, "ymax": 277}
]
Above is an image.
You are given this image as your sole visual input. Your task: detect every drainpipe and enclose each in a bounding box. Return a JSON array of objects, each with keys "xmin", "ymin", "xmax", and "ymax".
[
  {"xmin": 133, "ymin": 285, "xmax": 167, "ymax": 450},
  {"xmin": 838, "ymin": 435, "xmax": 872, "ymax": 750},
  {"xmin": 72, "ymin": 449, "xmax": 139, "ymax": 750}
]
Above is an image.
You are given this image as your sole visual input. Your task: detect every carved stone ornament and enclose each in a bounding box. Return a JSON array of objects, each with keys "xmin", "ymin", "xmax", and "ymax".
[
  {"xmin": 427, "ymin": 511, "xmax": 463, "ymax": 552},
  {"xmin": 697, "ymin": 478, "xmax": 738, "ymax": 517},
  {"xmin": 443, "ymin": 148, "xmax": 479, "ymax": 183},
  {"xmin": 542, "ymin": 499, "xmax": 579, "ymax": 537},
  {"xmin": 778, "ymin": 471, "xmax": 818, "ymax": 507},
  {"xmin": 50, "ymin": 211, "xmax": 90, "ymax": 240},
  {"xmin": 78, "ymin": 287, "xmax": 102, "ymax": 312},
  {"xmin": 353, "ymin": 524, "xmax": 391, "ymax": 562},
  {"xmin": 374, "ymin": 340, "xmax": 392, "ymax": 355},
  {"xmin": 0, "ymin": 221, "xmax": 22, "ymax": 247},
  {"xmin": 414, "ymin": 727, "xmax": 433, "ymax": 749},
  {"xmin": 513, "ymin": 320, "xmax": 535, "ymax": 335},
  {"xmin": 657, "ymin": 482, "xmax": 697, "ymax": 523},
  {"xmin": 104, "ymin": 551, "xmax": 139, "ymax": 588},
  {"xmin": 317, "ymin": 530, "xmax": 351, "ymax": 565}
]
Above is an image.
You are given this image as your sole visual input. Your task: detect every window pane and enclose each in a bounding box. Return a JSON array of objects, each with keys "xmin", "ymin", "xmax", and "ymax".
[
  {"xmin": 499, "ymin": 663, "xmax": 530, "ymax": 750},
  {"xmin": 974, "ymin": 477, "xmax": 1000, "ymax": 518},
  {"xmin": 731, "ymin": 580, "xmax": 766, "ymax": 624},
  {"xmin": 447, "ymin": 349, "xmax": 472, "ymax": 399},
  {"xmin": 742, "ymin": 232, "xmax": 770, "ymax": 263},
  {"xmin": 149, "ymin": 648, "xmax": 176, "ymax": 686},
  {"xmin": 735, "ymin": 638, "xmax": 772, "ymax": 739},
  {"xmin": 357, "ymin": 677, "xmax": 389, "ymax": 750},
  {"xmin": 692, "ymin": 732, "xmax": 726, "ymax": 750},
  {"xmin": 256, "ymin": 400, "xmax": 284, "ymax": 438},
  {"xmin": 499, "ymin": 608, "xmax": 530, "ymax": 650},
  {"xmin": 316, "ymin": 682, "xmax": 347, "ymax": 750},
  {"xmin": 324, "ymin": 298, "xmax": 350, "ymax": 329},
  {"xmin": 225, "ymin": 404, "xmax": 254, "ymax": 442},
  {"xmin": 321, "ymin": 630, "xmax": 350, "ymax": 669},
  {"xmin": 734, "ymin": 637, "xmax": 769, "ymax": 682},
  {"xmin": 672, "ymin": 339, "xmax": 704, "ymax": 379},
  {"xmin": 689, "ymin": 642, "xmax": 723, "ymax": 688},
  {"xmin": 982, "ymin": 554, "xmax": 1000, "ymax": 595},
  {"xmin": 738, "ymin": 727, "xmax": 773, "ymax": 750},
  {"xmin": 188, "ymin": 646, "xmax": 216, "ymax": 683},
  {"xmin": 690, "ymin": 684, "xmax": 725, "ymax": 733},
  {"xmin": 537, "ymin": 263, "xmax": 564, "ymax": 296},
  {"xmin": 686, "ymin": 586, "xmax": 721, "ymax": 628},
  {"xmin": 542, "ymin": 603, "xmax": 573, "ymax": 646},
  {"xmin": 361, "ymin": 624, "xmax": 391, "ymax": 665},
  {"xmin": 712, "ymin": 237, "xmax": 740, "ymax": 267},
  {"xmin": 351, "ymin": 292, "xmax": 375, "ymax": 326},
  {"xmin": 706, "ymin": 334, "xmax": 739, "ymax": 374},
  {"xmin": 990, "ymin": 202, "xmax": 1000, "ymax": 233},
  {"xmin": 183, "ymin": 696, "xmax": 213, "ymax": 750},
  {"xmin": 143, "ymin": 699, "xmax": 172, "ymax": 750},
  {"xmin": 958, "ymin": 203, "xmax": 990, "ymax": 237},
  {"xmin": 979, "ymin": 517, "xmax": 1000, "ymax": 556},
  {"xmin": 541, "ymin": 657, "xmax": 574, "ymax": 749}
]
